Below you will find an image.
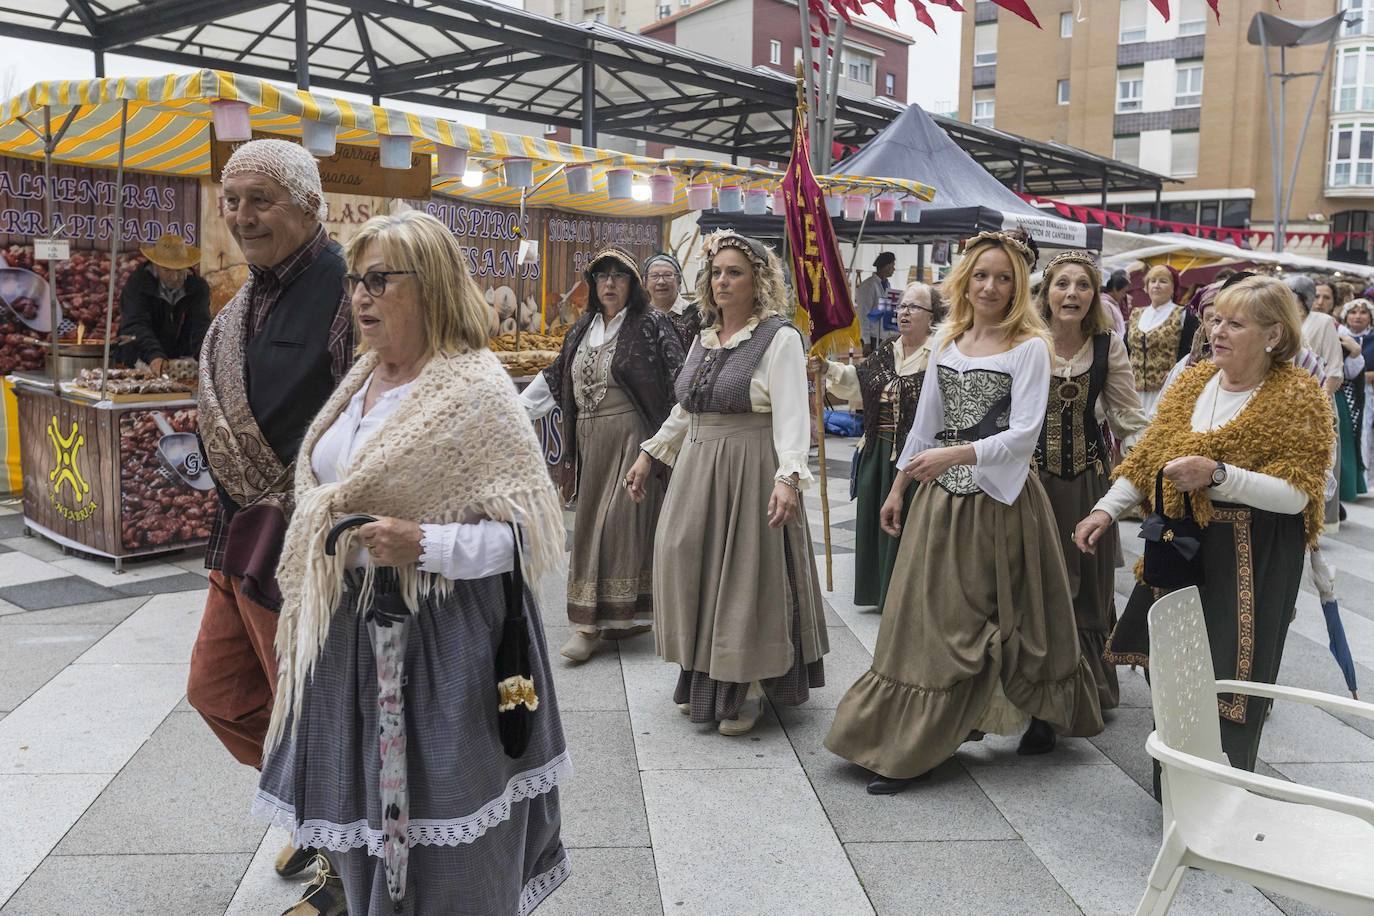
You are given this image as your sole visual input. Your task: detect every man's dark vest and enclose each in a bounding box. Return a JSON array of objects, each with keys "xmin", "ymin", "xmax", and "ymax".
[{"xmin": 244, "ymin": 243, "xmax": 346, "ymax": 465}]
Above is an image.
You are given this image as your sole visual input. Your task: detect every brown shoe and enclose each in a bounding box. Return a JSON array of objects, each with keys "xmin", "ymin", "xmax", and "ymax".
[
  {"xmin": 274, "ymin": 842, "xmax": 320, "ymax": 879},
  {"xmin": 281, "ymin": 856, "xmax": 347, "ymax": 916}
]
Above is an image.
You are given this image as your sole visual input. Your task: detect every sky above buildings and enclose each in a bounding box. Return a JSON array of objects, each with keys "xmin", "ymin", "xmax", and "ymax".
[{"xmin": 0, "ymin": 2, "xmax": 962, "ymax": 122}]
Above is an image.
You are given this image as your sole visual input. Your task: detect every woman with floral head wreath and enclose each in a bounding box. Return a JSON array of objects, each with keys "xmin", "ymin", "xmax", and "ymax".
[
  {"xmin": 624, "ymin": 231, "xmax": 828, "ymax": 737},
  {"xmin": 1127, "ymin": 263, "xmax": 1200, "ymax": 415},
  {"xmin": 825, "ymin": 229, "xmax": 1103, "ymax": 795},
  {"xmin": 1034, "ymin": 251, "xmax": 1149, "ymax": 711},
  {"xmin": 520, "ymin": 247, "xmax": 685, "ymax": 662}
]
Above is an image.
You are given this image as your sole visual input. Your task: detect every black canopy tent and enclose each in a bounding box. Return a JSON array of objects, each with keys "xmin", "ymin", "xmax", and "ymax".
[{"xmin": 701, "ymin": 104, "xmax": 1110, "ymax": 250}]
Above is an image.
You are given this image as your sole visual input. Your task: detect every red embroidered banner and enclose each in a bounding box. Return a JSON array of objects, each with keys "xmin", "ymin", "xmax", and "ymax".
[{"xmin": 782, "ymin": 103, "xmax": 858, "ymax": 352}]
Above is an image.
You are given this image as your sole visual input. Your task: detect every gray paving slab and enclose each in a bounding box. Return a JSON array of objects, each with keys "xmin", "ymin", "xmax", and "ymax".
[
  {"xmin": 54, "ymin": 711, "xmax": 262, "ymax": 855},
  {"xmin": 1256, "ymin": 695, "xmax": 1374, "ymax": 763},
  {"xmin": 956, "ymin": 731, "xmax": 1110, "ymax": 767},
  {"xmin": 221, "ymin": 828, "xmax": 302, "ymax": 916},
  {"xmin": 538, "ymin": 847, "xmax": 662, "ymax": 916},
  {"xmin": 0, "ymin": 595, "xmax": 145, "ymax": 626},
  {"xmin": 1117, "ymin": 666, "xmax": 1153, "ymax": 708},
  {"xmin": 1270, "ymin": 760, "xmax": 1374, "ymax": 798},
  {"xmin": 797, "ymin": 625, "xmax": 873, "ymax": 709},
  {"xmin": 75, "ymin": 589, "xmax": 208, "ymax": 666},
  {"xmin": 0, "ymin": 622, "xmax": 112, "ymax": 711},
  {"xmin": 846, "ymin": 840, "xmax": 1080, "ymax": 916},
  {"xmin": 0, "ymin": 853, "xmax": 250, "ymax": 916},
  {"xmin": 0, "ymin": 515, "xmax": 30, "ymax": 539},
  {"xmin": 0, "ymin": 575, "xmax": 121, "ymax": 610},
  {"xmin": 778, "ymin": 707, "xmax": 1018, "ymax": 843},
  {"xmin": 557, "ymin": 710, "xmax": 651, "ymax": 849},
  {"xmin": 0, "ymin": 552, "xmax": 66, "ymax": 588},
  {"xmin": 111, "ymin": 570, "xmax": 218, "ymax": 596},
  {"xmin": 0, "ymin": 535, "xmax": 65, "ymax": 563},
  {"xmin": 641, "ymin": 767, "xmax": 873, "ymax": 916},
  {"xmin": 1087, "ymin": 706, "xmax": 1157, "ymax": 796},
  {"xmin": 0, "ymin": 773, "xmax": 108, "ymax": 905},
  {"xmin": 544, "ymin": 626, "xmax": 628, "ymax": 712},
  {"xmin": 971, "ymin": 763, "xmax": 1283, "ymax": 916},
  {"xmin": 621, "ymin": 657, "xmax": 800, "ymax": 771}
]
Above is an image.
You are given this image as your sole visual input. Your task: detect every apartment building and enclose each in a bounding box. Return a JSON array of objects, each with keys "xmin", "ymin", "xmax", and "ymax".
[
  {"xmin": 641, "ymin": 0, "xmax": 912, "ymax": 103},
  {"xmin": 959, "ymin": 0, "xmax": 1374, "ymax": 261}
]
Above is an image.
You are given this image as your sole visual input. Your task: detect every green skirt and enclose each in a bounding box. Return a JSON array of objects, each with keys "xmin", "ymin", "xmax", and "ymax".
[
  {"xmin": 1337, "ymin": 392, "xmax": 1366, "ymax": 501},
  {"xmin": 853, "ymin": 435, "xmax": 913, "ymax": 609}
]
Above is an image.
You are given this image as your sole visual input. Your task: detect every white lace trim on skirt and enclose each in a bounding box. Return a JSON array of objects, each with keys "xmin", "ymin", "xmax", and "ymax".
[
  {"xmin": 252, "ymin": 748, "xmax": 573, "ymax": 855},
  {"xmin": 519, "ymin": 848, "xmax": 571, "ymax": 916}
]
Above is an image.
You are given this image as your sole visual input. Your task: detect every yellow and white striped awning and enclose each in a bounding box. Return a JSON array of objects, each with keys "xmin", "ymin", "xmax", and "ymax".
[{"xmin": 0, "ymin": 70, "xmax": 935, "ymax": 217}]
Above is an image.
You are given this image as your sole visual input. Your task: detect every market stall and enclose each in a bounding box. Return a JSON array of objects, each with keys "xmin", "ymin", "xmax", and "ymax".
[{"xmin": 0, "ymin": 70, "xmax": 936, "ymax": 565}]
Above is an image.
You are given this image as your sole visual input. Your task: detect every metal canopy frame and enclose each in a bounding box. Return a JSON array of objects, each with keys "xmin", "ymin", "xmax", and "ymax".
[{"xmin": 1, "ymin": 0, "xmax": 1165, "ymax": 196}]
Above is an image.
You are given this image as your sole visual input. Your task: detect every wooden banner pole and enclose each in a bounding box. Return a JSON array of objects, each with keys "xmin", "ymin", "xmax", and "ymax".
[{"xmin": 813, "ymin": 362, "xmax": 833, "ymax": 592}]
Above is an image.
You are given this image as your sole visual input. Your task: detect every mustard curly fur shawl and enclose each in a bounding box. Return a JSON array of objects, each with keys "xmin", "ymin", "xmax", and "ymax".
[{"xmin": 1114, "ymin": 360, "xmax": 1333, "ymax": 550}]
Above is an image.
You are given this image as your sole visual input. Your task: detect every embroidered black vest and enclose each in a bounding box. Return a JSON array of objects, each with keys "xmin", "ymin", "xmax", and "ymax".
[{"xmin": 1035, "ymin": 333, "xmax": 1111, "ymax": 480}]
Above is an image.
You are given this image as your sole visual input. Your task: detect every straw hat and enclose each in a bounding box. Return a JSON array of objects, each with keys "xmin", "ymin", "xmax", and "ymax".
[{"xmin": 140, "ymin": 234, "xmax": 201, "ymax": 270}]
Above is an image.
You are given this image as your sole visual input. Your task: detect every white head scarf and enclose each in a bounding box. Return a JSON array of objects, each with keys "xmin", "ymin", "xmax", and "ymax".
[{"xmin": 220, "ymin": 138, "xmax": 327, "ymax": 221}]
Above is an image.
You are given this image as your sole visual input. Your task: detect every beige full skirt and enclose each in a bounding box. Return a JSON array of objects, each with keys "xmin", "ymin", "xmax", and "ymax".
[
  {"xmin": 567, "ymin": 386, "xmax": 662, "ymax": 630},
  {"xmin": 825, "ymin": 476, "xmax": 1104, "ymax": 779},
  {"xmin": 653, "ymin": 411, "xmax": 828, "ymax": 698}
]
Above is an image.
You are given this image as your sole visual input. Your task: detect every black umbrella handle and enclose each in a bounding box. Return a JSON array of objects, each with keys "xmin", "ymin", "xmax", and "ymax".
[{"xmin": 325, "ymin": 514, "xmax": 378, "ymax": 556}]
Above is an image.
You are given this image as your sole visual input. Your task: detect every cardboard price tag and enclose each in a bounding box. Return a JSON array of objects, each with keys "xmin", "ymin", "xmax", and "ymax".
[{"xmin": 34, "ymin": 238, "xmax": 70, "ymax": 261}]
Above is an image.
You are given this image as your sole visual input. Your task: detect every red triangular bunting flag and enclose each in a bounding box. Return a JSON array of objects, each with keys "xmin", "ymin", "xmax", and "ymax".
[
  {"xmin": 988, "ymin": 0, "xmax": 1040, "ymax": 27},
  {"xmin": 1108, "ymin": 212, "xmax": 1126, "ymax": 230},
  {"xmin": 1335, "ymin": 233, "xmax": 1348, "ymax": 247},
  {"xmin": 909, "ymin": 0, "xmax": 937, "ymax": 30},
  {"xmin": 927, "ymin": 0, "xmax": 964, "ymax": 10},
  {"xmin": 1149, "ymin": 0, "xmax": 1171, "ymax": 21},
  {"xmin": 1205, "ymin": 0, "xmax": 1220, "ymax": 21}
]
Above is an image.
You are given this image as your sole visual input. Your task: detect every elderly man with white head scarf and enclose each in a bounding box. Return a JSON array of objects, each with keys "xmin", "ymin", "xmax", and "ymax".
[{"xmin": 186, "ymin": 138, "xmax": 355, "ymax": 905}]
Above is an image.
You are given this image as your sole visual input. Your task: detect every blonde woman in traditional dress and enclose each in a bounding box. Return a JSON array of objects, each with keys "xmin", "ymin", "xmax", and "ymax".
[
  {"xmin": 521, "ymin": 247, "xmax": 685, "ymax": 662},
  {"xmin": 255, "ymin": 211, "xmax": 570, "ymax": 914},
  {"xmin": 1080, "ymin": 276, "xmax": 1332, "ymax": 774},
  {"xmin": 1034, "ymin": 251, "xmax": 1148, "ymax": 711},
  {"xmin": 1128, "ymin": 264, "xmax": 1199, "ymax": 415},
  {"xmin": 808, "ymin": 282, "xmax": 945, "ymax": 611},
  {"xmin": 825, "ymin": 229, "xmax": 1103, "ymax": 795},
  {"xmin": 625, "ymin": 230, "xmax": 828, "ymax": 736}
]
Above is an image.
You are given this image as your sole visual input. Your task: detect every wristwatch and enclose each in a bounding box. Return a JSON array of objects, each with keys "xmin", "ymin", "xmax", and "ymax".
[{"xmin": 1210, "ymin": 461, "xmax": 1228, "ymax": 488}]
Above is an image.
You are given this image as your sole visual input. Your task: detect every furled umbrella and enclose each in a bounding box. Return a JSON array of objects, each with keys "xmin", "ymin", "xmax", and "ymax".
[
  {"xmin": 325, "ymin": 514, "xmax": 411, "ymax": 909},
  {"xmin": 1311, "ymin": 548, "xmax": 1359, "ymax": 699}
]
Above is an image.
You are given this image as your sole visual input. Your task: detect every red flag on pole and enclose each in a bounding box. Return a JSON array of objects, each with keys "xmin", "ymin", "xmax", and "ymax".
[{"xmin": 782, "ymin": 93, "xmax": 859, "ymax": 352}]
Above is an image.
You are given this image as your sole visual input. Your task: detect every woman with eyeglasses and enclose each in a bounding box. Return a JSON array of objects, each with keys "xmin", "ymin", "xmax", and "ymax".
[
  {"xmin": 644, "ymin": 251, "xmax": 704, "ymax": 351},
  {"xmin": 806, "ymin": 282, "xmax": 945, "ymax": 612},
  {"xmin": 520, "ymin": 247, "xmax": 685, "ymax": 662},
  {"xmin": 1034, "ymin": 252, "xmax": 1148, "ymax": 711},
  {"xmin": 624, "ymin": 230, "xmax": 828, "ymax": 737}
]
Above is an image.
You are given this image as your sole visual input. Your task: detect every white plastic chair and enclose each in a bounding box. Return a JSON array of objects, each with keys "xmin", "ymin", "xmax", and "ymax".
[{"xmin": 1137, "ymin": 585, "xmax": 1374, "ymax": 916}]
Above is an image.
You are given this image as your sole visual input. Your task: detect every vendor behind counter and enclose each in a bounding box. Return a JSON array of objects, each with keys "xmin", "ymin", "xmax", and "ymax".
[{"xmin": 118, "ymin": 234, "xmax": 211, "ymax": 373}]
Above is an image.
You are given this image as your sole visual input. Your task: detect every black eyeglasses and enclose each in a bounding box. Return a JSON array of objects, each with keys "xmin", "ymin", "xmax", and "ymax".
[
  {"xmin": 592, "ymin": 270, "xmax": 633, "ymax": 285},
  {"xmin": 897, "ymin": 303, "xmax": 932, "ymax": 313},
  {"xmin": 344, "ymin": 270, "xmax": 416, "ymax": 297}
]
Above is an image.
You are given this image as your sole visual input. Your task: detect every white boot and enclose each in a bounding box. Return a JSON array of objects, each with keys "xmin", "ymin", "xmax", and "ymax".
[
  {"xmin": 560, "ymin": 627, "xmax": 600, "ymax": 663},
  {"xmin": 719, "ymin": 682, "xmax": 764, "ymax": 736}
]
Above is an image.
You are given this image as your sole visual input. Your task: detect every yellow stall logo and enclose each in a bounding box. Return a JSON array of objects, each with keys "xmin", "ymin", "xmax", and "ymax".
[{"xmin": 47, "ymin": 416, "xmax": 96, "ymax": 522}]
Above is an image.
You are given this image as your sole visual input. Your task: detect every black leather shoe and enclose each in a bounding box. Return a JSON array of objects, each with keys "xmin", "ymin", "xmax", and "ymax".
[
  {"xmin": 275, "ymin": 843, "xmax": 321, "ymax": 879},
  {"xmin": 1017, "ymin": 717, "xmax": 1057, "ymax": 755},
  {"xmin": 865, "ymin": 771, "xmax": 931, "ymax": 795}
]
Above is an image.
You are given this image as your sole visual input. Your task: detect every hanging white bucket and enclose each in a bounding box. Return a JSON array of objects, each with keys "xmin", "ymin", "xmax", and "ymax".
[
  {"xmin": 504, "ymin": 157, "xmax": 535, "ymax": 189},
  {"xmin": 650, "ymin": 174, "xmax": 675, "ymax": 205},
  {"xmin": 379, "ymin": 135, "xmax": 413, "ymax": 170},
  {"xmin": 743, "ymin": 188, "xmax": 768, "ymax": 215},
  {"xmin": 875, "ymin": 196, "xmax": 897, "ymax": 221},
  {"xmin": 825, "ymin": 194, "xmax": 843, "ymax": 217},
  {"xmin": 687, "ymin": 183, "xmax": 713, "ymax": 210},
  {"xmin": 606, "ymin": 169, "xmax": 634, "ymax": 200},
  {"xmin": 301, "ymin": 120, "xmax": 337, "ymax": 157},
  {"xmin": 210, "ymin": 100, "xmax": 252, "ymax": 142},
  {"xmin": 843, "ymin": 194, "xmax": 867, "ymax": 220},
  {"xmin": 717, "ymin": 185, "xmax": 744, "ymax": 212},
  {"xmin": 901, "ymin": 199, "xmax": 922, "ymax": 222},
  {"xmin": 436, "ymin": 145, "xmax": 468, "ymax": 179},
  {"xmin": 565, "ymin": 165, "xmax": 592, "ymax": 195}
]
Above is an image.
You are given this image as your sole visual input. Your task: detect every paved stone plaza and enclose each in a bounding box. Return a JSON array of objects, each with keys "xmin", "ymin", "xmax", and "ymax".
[{"xmin": 1, "ymin": 438, "xmax": 1370, "ymax": 915}]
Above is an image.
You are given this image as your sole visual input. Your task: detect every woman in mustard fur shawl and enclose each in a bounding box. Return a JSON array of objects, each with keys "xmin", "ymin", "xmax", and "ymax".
[{"xmin": 1075, "ymin": 276, "xmax": 1333, "ymax": 776}]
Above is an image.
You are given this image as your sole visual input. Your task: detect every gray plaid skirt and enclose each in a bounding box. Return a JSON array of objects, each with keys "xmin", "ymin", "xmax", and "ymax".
[{"xmin": 254, "ymin": 574, "xmax": 570, "ymax": 916}]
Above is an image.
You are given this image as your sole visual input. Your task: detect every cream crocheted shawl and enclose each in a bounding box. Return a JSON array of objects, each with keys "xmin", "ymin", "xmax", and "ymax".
[{"xmin": 266, "ymin": 347, "xmax": 564, "ymax": 749}]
